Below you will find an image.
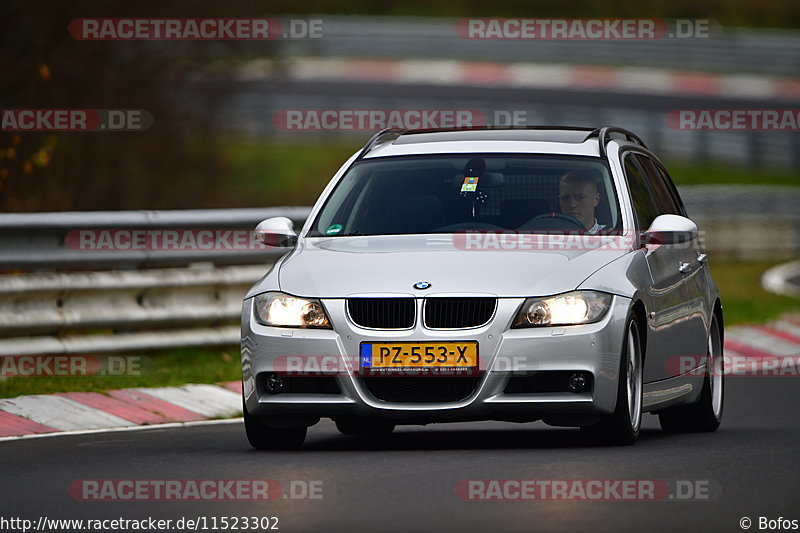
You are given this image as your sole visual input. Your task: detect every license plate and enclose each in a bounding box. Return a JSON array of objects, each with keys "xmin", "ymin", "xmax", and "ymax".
[{"xmin": 360, "ymin": 342, "xmax": 478, "ymax": 371}]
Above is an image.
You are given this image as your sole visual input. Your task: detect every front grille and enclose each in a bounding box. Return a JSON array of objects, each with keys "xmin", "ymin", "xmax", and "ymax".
[
  {"xmin": 361, "ymin": 376, "xmax": 481, "ymax": 402},
  {"xmin": 424, "ymin": 297, "xmax": 496, "ymax": 329},
  {"xmin": 347, "ymin": 298, "xmax": 415, "ymax": 329}
]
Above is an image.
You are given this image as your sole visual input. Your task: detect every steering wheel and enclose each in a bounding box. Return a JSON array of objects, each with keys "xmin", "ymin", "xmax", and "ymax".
[{"xmin": 521, "ymin": 212, "xmax": 586, "ymax": 231}]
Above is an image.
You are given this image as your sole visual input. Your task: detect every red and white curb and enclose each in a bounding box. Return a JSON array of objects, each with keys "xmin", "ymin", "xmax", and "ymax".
[
  {"xmin": 237, "ymin": 57, "xmax": 800, "ymax": 101},
  {"xmin": 0, "ymin": 382, "xmax": 243, "ymax": 440},
  {"xmin": 724, "ymin": 316, "xmax": 800, "ymax": 357}
]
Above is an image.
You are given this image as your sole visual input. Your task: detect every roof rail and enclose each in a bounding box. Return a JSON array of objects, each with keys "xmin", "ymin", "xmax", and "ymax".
[
  {"xmin": 355, "ymin": 125, "xmax": 647, "ymax": 160},
  {"xmin": 355, "ymin": 125, "xmax": 605, "ymax": 159},
  {"xmin": 401, "ymin": 125, "xmax": 596, "ymax": 135},
  {"xmin": 595, "ymin": 126, "xmax": 648, "ymax": 158},
  {"xmin": 356, "ymin": 128, "xmax": 406, "ymax": 160}
]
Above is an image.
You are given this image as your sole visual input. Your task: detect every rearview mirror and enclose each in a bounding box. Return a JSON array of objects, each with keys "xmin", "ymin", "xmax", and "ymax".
[
  {"xmin": 643, "ymin": 214, "xmax": 698, "ymax": 245},
  {"xmin": 255, "ymin": 217, "xmax": 297, "ymax": 248}
]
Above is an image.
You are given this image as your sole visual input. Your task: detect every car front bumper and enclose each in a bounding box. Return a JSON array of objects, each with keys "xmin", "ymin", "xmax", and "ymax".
[{"xmin": 241, "ymin": 295, "xmax": 631, "ymax": 426}]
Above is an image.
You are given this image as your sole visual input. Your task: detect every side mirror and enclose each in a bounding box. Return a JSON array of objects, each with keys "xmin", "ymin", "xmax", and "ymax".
[
  {"xmin": 642, "ymin": 214, "xmax": 698, "ymax": 245},
  {"xmin": 255, "ymin": 217, "xmax": 297, "ymax": 248}
]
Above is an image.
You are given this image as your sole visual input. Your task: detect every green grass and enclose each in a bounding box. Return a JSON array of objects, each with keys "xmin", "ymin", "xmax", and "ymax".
[
  {"xmin": 0, "ymin": 347, "xmax": 240, "ymax": 399},
  {"xmin": 221, "ymin": 139, "xmax": 361, "ymax": 206},
  {"xmin": 665, "ymin": 161, "xmax": 800, "ymax": 188},
  {"xmin": 709, "ymin": 259, "xmax": 800, "ymax": 326}
]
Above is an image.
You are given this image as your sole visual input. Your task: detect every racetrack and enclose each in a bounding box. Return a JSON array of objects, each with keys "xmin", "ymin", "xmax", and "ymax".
[{"xmin": 2, "ymin": 374, "xmax": 797, "ymax": 533}]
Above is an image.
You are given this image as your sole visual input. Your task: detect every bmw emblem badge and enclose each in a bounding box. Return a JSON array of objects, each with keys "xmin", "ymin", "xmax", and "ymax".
[{"xmin": 413, "ymin": 281, "xmax": 431, "ymax": 290}]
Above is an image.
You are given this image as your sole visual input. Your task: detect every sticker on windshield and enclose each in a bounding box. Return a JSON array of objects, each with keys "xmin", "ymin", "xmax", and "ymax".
[
  {"xmin": 461, "ymin": 176, "xmax": 480, "ymax": 192},
  {"xmin": 325, "ymin": 224, "xmax": 343, "ymax": 235}
]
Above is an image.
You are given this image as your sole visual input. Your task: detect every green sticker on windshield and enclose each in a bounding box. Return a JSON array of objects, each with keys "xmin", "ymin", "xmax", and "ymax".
[
  {"xmin": 325, "ymin": 224, "xmax": 343, "ymax": 235},
  {"xmin": 461, "ymin": 176, "xmax": 479, "ymax": 192}
]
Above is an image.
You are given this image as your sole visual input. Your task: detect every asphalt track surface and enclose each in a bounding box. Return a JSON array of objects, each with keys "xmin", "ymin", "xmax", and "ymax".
[{"xmin": 2, "ymin": 374, "xmax": 798, "ymax": 533}]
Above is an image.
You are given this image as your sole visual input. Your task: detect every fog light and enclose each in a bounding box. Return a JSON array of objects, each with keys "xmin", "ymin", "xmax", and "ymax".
[
  {"xmin": 568, "ymin": 372, "xmax": 587, "ymax": 393},
  {"xmin": 265, "ymin": 373, "xmax": 284, "ymax": 394}
]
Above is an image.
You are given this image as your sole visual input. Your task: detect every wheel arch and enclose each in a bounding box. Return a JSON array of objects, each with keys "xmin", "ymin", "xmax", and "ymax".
[
  {"xmin": 631, "ymin": 299, "xmax": 648, "ymax": 365},
  {"xmin": 712, "ymin": 298, "xmax": 724, "ymax": 345}
]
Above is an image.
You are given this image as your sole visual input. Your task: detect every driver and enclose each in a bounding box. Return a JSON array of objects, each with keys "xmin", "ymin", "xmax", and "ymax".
[{"xmin": 558, "ymin": 169, "xmax": 606, "ymax": 234}]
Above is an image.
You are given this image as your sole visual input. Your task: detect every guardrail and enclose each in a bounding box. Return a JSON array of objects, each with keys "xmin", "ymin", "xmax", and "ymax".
[
  {"xmin": 0, "ymin": 265, "xmax": 262, "ymax": 355},
  {"xmin": 683, "ymin": 186, "xmax": 800, "ymax": 260},
  {"xmin": 1, "ymin": 188, "xmax": 797, "ymax": 355},
  {"xmin": 0, "ymin": 207, "xmax": 310, "ymax": 270}
]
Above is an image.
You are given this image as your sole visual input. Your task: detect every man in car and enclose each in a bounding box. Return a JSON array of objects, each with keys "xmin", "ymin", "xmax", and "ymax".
[{"xmin": 559, "ymin": 169, "xmax": 606, "ymax": 233}]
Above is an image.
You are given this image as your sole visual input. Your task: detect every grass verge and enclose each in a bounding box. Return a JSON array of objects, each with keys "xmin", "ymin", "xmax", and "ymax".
[
  {"xmin": 709, "ymin": 259, "xmax": 800, "ymax": 326},
  {"xmin": 0, "ymin": 347, "xmax": 239, "ymax": 399},
  {"xmin": 665, "ymin": 161, "xmax": 800, "ymax": 188},
  {"xmin": 220, "ymin": 139, "xmax": 361, "ymax": 207}
]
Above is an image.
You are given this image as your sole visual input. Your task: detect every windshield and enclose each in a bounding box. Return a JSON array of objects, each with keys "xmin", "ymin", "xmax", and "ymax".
[{"xmin": 309, "ymin": 154, "xmax": 621, "ymax": 237}]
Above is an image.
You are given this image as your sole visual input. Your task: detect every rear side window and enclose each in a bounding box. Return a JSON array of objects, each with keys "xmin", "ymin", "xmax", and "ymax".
[
  {"xmin": 634, "ymin": 154, "xmax": 680, "ymax": 216},
  {"xmin": 623, "ymin": 155, "xmax": 660, "ymax": 231}
]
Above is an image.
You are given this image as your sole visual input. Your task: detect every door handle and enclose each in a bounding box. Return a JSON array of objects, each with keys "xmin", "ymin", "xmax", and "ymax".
[
  {"xmin": 697, "ymin": 253, "xmax": 708, "ymax": 263},
  {"xmin": 678, "ymin": 261, "xmax": 691, "ymax": 274}
]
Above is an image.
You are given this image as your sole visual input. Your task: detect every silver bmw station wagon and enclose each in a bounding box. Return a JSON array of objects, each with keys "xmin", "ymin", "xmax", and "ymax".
[{"xmin": 241, "ymin": 126, "xmax": 724, "ymax": 449}]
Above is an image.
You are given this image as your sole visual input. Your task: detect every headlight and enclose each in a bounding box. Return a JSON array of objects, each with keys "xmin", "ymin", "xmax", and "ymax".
[
  {"xmin": 253, "ymin": 292, "xmax": 331, "ymax": 328},
  {"xmin": 512, "ymin": 291, "xmax": 612, "ymax": 327}
]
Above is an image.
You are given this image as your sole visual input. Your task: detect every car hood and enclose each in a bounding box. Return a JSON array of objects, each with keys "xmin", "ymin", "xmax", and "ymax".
[{"xmin": 246, "ymin": 234, "xmax": 632, "ymax": 298}]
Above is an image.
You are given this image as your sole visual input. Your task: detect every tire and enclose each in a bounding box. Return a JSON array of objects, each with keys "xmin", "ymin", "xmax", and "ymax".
[
  {"xmin": 658, "ymin": 314, "xmax": 724, "ymax": 433},
  {"xmin": 335, "ymin": 417, "xmax": 395, "ymax": 436},
  {"xmin": 581, "ymin": 315, "xmax": 643, "ymax": 446},
  {"xmin": 243, "ymin": 399, "xmax": 307, "ymax": 450}
]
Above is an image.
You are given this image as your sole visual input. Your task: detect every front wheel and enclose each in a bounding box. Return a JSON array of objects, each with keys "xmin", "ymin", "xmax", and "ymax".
[
  {"xmin": 243, "ymin": 399, "xmax": 307, "ymax": 450},
  {"xmin": 658, "ymin": 314, "xmax": 724, "ymax": 432},
  {"xmin": 581, "ymin": 315, "xmax": 643, "ymax": 446}
]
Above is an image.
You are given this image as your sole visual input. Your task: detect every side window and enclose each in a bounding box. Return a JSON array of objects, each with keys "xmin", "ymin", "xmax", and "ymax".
[
  {"xmin": 654, "ymin": 161, "xmax": 688, "ymax": 217},
  {"xmin": 634, "ymin": 154, "xmax": 680, "ymax": 216},
  {"xmin": 623, "ymin": 155, "xmax": 660, "ymax": 231}
]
